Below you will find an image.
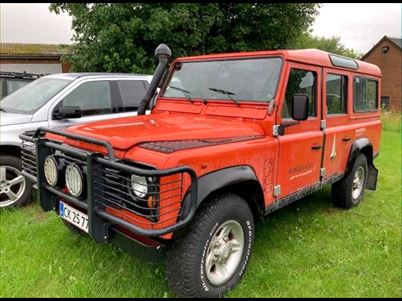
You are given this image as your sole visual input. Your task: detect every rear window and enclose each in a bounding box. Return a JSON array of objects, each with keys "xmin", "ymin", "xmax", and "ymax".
[
  {"xmin": 117, "ymin": 80, "xmax": 148, "ymax": 112},
  {"xmin": 353, "ymin": 77, "xmax": 378, "ymax": 112}
]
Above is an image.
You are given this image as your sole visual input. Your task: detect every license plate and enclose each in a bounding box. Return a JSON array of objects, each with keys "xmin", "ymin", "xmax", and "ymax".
[{"xmin": 59, "ymin": 201, "xmax": 89, "ymax": 233}]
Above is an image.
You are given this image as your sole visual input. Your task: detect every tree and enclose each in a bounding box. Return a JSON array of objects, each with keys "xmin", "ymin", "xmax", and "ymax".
[
  {"xmin": 291, "ymin": 32, "xmax": 361, "ymax": 59},
  {"xmin": 50, "ymin": 3, "xmax": 319, "ymax": 73}
]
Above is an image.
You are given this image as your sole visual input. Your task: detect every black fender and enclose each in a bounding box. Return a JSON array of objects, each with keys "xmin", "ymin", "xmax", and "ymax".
[
  {"xmin": 181, "ymin": 165, "xmax": 262, "ymax": 218},
  {"xmin": 347, "ymin": 138, "xmax": 378, "ymax": 190}
]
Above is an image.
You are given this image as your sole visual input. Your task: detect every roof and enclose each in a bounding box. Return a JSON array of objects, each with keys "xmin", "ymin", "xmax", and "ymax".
[
  {"xmin": 177, "ymin": 48, "xmax": 382, "ymax": 77},
  {"xmin": 45, "ymin": 72, "xmax": 152, "ymax": 81},
  {"xmin": 0, "ymin": 43, "xmax": 71, "ymax": 59},
  {"xmin": 389, "ymin": 37, "xmax": 402, "ymax": 49},
  {"xmin": 361, "ymin": 35, "xmax": 402, "ymax": 60}
]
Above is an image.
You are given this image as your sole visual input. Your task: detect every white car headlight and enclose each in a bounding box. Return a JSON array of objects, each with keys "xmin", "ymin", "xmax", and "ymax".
[
  {"xmin": 65, "ymin": 164, "xmax": 83, "ymax": 197},
  {"xmin": 131, "ymin": 175, "xmax": 148, "ymax": 198},
  {"xmin": 44, "ymin": 155, "xmax": 58, "ymax": 187}
]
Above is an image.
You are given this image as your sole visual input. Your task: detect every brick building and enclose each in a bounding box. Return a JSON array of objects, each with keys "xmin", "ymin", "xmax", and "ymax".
[
  {"xmin": 0, "ymin": 43, "xmax": 71, "ymax": 74},
  {"xmin": 361, "ymin": 36, "xmax": 401, "ymax": 110}
]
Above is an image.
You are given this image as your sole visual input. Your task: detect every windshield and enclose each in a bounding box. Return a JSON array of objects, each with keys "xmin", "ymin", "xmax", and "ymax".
[
  {"xmin": 162, "ymin": 57, "xmax": 282, "ymax": 103},
  {"xmin": 0, "ymin": 77, "xmax": 71, "ymax": 114}
]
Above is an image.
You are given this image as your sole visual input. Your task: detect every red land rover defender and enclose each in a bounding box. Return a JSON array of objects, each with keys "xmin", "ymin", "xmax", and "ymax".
[{"xmin": 21, "ymin": 44, "xmax": 381, "ymax": 297}]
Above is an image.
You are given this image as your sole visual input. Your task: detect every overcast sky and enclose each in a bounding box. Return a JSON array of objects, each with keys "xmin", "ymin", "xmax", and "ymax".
[{"xmin": 0, "ymin": 3, "xmax": 401, "ymax": 54}]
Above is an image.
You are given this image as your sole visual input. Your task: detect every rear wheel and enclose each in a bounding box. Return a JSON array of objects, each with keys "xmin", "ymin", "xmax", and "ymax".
[
  {"xmin": 0, "ymin": 155, "xmax": 33, "ymax": 208},
  {"xmin": 331, "ymin": 154, "xmax": 368, "ymax": 209},
  {"xmin": 166, "ymin": 193, "xmax": 254, "ymax": 298}
]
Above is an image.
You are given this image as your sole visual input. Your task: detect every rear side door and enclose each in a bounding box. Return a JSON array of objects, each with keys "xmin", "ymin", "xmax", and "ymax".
[
  {"xmin": 113, "ymin": 79, "xmax": 149, "ymax": 118},
  {"xmin": 275, "ymin": 62, "xmax": 324, "ymax": 198},
  {"xmin": 321, "ymin": 69, "xmax": 353, "ymax": 179}
]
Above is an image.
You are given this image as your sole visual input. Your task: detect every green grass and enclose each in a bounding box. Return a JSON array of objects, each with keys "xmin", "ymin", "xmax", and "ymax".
[
  {"xmin": 381, "ymin": 109, "xmax": 401, "ymax": 133},
  {"xmin": 1, "ymin": 129, "xmax": 401, "ymax": 298}
]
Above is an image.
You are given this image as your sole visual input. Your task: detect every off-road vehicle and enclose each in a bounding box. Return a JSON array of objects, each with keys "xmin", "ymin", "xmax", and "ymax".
[
  {"xmin": 21, "ymin": 44, "xmax": 381, "ymax": 297},
  {"xmin": 0, "ymin": 71, "xmax": 43, "ymax": 99}
]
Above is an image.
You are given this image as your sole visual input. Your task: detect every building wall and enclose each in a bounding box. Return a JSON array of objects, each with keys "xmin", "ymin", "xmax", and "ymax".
[
  {"xmin": 0, "ymin": 58, "xmax": 70, "ymax": 74},
  {"xmin": 0, "ymin": 63, "xmax": 62, "ymax": 74},
  {"xmin": 362, "ymin": 40, "xmax": 401, "ymax": 110}
]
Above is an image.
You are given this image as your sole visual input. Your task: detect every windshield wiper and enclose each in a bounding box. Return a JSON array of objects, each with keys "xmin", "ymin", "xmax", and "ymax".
[
  {"xmin": 0, "ymin": 107, "xmax": 7, "ymax": 113},
  {"xmin": 208, "ymin": 87, "xmax": 239, "ymax": 106},
  {"xmin": 168, "ymin": 86, "xmax": 193, "ymax": 103}
]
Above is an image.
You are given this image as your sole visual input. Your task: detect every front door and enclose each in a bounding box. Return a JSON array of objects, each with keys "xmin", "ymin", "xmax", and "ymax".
[
  {"xmin": 275, "ymin": 63, "xmax": 324, "ymax": 198},
  {"xmin": 49, "ymin": 80, "xmax": 119, "ymax": 130}
]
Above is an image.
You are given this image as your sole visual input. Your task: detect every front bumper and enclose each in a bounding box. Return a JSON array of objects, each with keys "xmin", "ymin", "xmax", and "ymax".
[{"xmin": 20, "ymin": 127, "xmax": 198, "ymax": 247}]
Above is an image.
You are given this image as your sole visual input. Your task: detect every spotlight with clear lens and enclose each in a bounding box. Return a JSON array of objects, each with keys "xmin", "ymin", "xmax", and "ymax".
[
  {"xmin": 131, "ymin": 175, "xmax": 148, "ymax": 198},
  {"xmin": 65, "ymin": 164, "xmax": 83, "ymax": 197},
  {"xmin": 44, "ymin": 155, "xmax": 59, "ymax": 187}
]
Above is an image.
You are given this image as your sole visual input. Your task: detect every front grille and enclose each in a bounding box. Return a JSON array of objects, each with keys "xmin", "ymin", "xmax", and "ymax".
[
  {"xmin": 94, "ymin": 161, "xmax": 186, "ymax": 225},
  {"xmin": 21, "ymin": 139, "xmax": 37, "ymax": 178},
  {"xmin": 20, "ymin": 127, "xmax": 198, "ymax": 237}
]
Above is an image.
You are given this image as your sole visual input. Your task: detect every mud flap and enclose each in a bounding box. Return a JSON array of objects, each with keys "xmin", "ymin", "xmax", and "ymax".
[{"xmin": 366, "ymin": 163, "xmax": 378, "ymax": 191}]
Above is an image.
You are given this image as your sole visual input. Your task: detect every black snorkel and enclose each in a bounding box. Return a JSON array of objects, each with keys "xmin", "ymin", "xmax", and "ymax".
[{"xmin": 137, "ymin": 43, "xmax": 172, "ymax": 115}]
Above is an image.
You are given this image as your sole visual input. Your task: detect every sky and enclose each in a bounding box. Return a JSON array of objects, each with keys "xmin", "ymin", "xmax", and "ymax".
[{"xmin": 0, "ymin": 3, "xmax": 401, "ymax": 54}]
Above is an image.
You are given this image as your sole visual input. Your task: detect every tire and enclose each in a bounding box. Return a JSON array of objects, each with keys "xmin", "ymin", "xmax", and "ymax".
[
  {"xmin": 0, "ymin": 155, "xmax": 33, "ymax": 208},
  {"xmin": 331, "ymin": 154, "xmax": 368, "ymax": 209},
  {"xmin": 166, "ymin": 193, "xmax": 254, "ymax": 298}
]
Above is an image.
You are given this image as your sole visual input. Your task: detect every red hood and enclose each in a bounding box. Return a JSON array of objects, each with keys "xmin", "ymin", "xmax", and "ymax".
[{"xmin": 64, "ymin": 112, "xmax": 265, "ymax": 151}]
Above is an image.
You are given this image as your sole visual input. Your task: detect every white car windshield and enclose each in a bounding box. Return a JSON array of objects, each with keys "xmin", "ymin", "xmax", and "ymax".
[
  {"xmin": 0, "ymin": 77, "xmax": 71, "ymax": 114},
  {"xmin": 162, "ymin": 57, "xmax": 282, "ymax": 103}
]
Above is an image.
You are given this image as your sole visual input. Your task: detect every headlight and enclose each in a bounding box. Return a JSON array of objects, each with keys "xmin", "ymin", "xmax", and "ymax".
[
  {"xmin": 131, "ymin": 175, "xmax": 148, "ymax": 198},
  {"xmin": 65, "ymin": 164, "xmax": 83, "ymax": 197},
  {"xmin": 44, "ymin": 155, "xmax": 59, "ymax": 187}
]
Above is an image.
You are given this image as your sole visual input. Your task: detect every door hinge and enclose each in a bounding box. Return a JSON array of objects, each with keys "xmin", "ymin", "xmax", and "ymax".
[
  {"xmin": 273, "ymin": 185, "xmax": 281, "ymax": 197},
  {"xmin": 320, "ymin": 168, "xmax": 326, "ymax": 178},
  {"xmin": 273, "ymin": 125, "xmax": 280, "ymax": 137},
  {"xmin": 320, "ymin": 120, "xmax": 327, "ymax": 130}
]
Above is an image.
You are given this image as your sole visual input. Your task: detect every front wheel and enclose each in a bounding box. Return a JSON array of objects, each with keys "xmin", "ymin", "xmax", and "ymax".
[
  {"xmin": 166, "ymin": 193, "xmax": 254, "ymax": 298},
  {"xmin": 0, "ymin": 155, "xmax": 33, "ymax": 208}
]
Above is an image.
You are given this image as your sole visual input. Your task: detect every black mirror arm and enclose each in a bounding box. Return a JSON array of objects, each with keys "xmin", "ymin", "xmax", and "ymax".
[{"xmin": 278, "ymin": 120, "xmax": 299, "ymax": 135}]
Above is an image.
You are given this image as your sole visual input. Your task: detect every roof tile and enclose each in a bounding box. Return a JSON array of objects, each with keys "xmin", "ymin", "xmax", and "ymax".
[{"xmin": 0, "ymin": 43, "xmax": 71, "ymax": 57}]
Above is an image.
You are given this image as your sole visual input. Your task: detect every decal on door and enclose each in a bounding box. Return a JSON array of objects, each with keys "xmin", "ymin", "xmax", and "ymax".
[
  {"xmin": 289, "ymin": 162, "xmax": 313, "ymax": 181},
  {"xmin": 330, "ymin": 134, "xmax": 337, "ymax": 160}
]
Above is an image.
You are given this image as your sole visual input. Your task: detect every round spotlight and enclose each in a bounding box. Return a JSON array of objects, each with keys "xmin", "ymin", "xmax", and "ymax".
[
  {"xmin": 131, "ymin": 175, "xmax": 148, "ymax": 198},
  {"xmin": 44, "ymin": 155, "xmax": 59, "ymax": 187},
  {"xmin": 65, "ymin": 164, "xmax": 83, "ymax": 197}
]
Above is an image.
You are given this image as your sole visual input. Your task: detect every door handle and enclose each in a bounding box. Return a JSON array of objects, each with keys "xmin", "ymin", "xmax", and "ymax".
[
  {"xmin": 342, "ymin": 137, "xmax": 351, "ymax": 142},
  {"xmin": 311, "ymin": 145, "xmax": 323, "ymax": 150}
]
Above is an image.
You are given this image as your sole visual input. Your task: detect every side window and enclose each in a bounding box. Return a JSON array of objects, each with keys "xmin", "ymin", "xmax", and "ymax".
[
  {"xmin": 116, "ymin": 80, "xmax": 148, "ymax": 112},
  {"xmin": 326, "ymin": 74, "xmax": 347, "ymax": 115},
  {"xmin": 353, "ymin": 77, "xmax": 378, "ymax": 112},
  {"xmin": 59, "ymin": 81, "xmax": 112, "ymax": 116},
  {"xmin": 282, "ymin": 68, "xmax": 317, "ymax": 118}
]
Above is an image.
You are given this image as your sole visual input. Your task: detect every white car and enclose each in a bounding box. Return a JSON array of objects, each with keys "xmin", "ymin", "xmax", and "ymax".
[{"xmin": 0, "ymin": 72, "xmax": 152, "ymax": 208}]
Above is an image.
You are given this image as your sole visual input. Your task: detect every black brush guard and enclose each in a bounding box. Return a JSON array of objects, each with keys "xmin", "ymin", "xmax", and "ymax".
[{"xmin": 19, "ymin": 127, "xmax": 198, "ymax": 243}]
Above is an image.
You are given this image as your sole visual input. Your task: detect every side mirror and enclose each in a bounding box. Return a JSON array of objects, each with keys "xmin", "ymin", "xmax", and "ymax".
[
  {"xmin": 291, "ymin": 93, "xmax": 309, "ymax": 121},
  {"xmin": 53, "ymin": 106, "xmax": 82, "ymax": 120}
]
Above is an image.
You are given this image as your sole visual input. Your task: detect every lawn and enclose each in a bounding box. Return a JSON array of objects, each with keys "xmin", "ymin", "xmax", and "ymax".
[{"xmin": 0, "ymin": 125, "xmax": 401, "ymax": 298}]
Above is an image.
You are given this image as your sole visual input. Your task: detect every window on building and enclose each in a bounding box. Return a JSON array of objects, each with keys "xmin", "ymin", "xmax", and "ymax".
[
  {"xmin": 326, "ymin": 74, "xmax": 347, "ymax": 115},
  {"xmin": 381, "ymin": 96, "xmax": 390, "ymax": 110},
  {"xmin": 353, "ymin": 77, "xmax": 378, "ymax": 112}
]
